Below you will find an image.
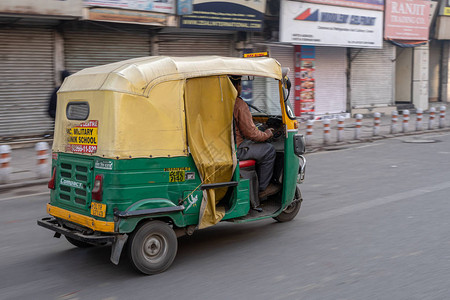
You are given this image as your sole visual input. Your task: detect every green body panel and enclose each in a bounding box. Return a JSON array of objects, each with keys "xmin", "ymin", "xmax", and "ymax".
[
  {"xmin": 49, "ymin": 131, "xmax": 299, "ymax": 232},
  {"xmin": 281, "ymin": 131, "xmax": 300, "ymax": 208}
]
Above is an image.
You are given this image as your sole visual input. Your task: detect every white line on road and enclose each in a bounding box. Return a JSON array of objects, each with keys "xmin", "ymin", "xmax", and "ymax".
[
  {"xmin": 302, "ymin": 181, "xmax": 450, "ymax": 223},
  {"xmin": 0, "ymin": 191, "xmax": 49, "ymax": 202}
]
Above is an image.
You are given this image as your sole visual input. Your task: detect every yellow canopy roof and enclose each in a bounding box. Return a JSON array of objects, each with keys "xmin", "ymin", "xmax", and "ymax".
[{"xmin": 59, "ymin": 56, "xmax": 282, "ymax": 96}]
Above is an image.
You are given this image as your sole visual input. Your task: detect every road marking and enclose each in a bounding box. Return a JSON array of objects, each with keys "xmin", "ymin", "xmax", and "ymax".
[
  {"xmin": 302, "ymin": 181, "xmax": 450, "ymax": 223},
  {"xmin": 0, "ymin": 191, "xmax": 49, "ymax": 202}
]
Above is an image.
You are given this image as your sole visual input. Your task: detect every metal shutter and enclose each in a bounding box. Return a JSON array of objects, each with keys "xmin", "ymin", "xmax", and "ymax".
[
  {"xmin": 0, "ymin": 26, "xmax": 54, "ymax": 139},
  {"xmin": 157, "ymin": 33, "xmax": 234, "ymax": 57},
  {"xmin": 350, "ymin": 41, "xmax": 395, "ymax": 108},
  {"xmin": 63, "ymin": 23, "xmax": 150, "ymax": 73},
  {"xmin": 315, "ymin": 46, "xmax": 347, "ymax": 115}
]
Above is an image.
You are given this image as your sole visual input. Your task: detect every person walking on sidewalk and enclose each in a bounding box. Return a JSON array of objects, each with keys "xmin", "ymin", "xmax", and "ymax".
[
  {"xmin": 48, "ymin": 70, "xmax": 71, "ymax": 120},
  {"xmin": 230, "ymin": 75, "xmax": 280, "ymax": 199}
]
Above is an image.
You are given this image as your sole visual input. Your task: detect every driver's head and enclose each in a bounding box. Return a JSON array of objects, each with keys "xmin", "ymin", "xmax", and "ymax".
[{"xmin": 229, "ymin": 75, "xmax": 242, "ymax": 96}]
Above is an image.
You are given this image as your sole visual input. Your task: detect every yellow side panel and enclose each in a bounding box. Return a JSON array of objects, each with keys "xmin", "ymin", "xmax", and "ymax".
[
  {"xmin": 185, "ymin": 76, "xmax": 237, "ymax": 229},
  {"xmin": 53, "ymin": 81, "xmax": 187, "ymax": 159}
]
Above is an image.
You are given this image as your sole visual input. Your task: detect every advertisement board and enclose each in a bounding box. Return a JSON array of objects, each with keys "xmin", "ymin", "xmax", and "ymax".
[
  {"xmin": 87, "ymin": 7, "xmax": 174, "ymax": 26},
  {"xmin": 280, "ymin": 0, "xmax": 383, "ymax": 48},
  {"xmin": 384, "ymin": 0, "xmax": 430, "ymax": 40},
  {"xmin": 294, "ymin": 46, "xmax": 316, "ymax": 118},
  {"xmin": 302, "ymin": 0, "xmax": 384, "ymax": 11},
  {"xmin": 0, "ymin": 0, "xmax": 83, "ymax": 17},
  {"xmin": 180, "ymin": 0, "xmax": 266, "ymax": 31},
  {"xmin": 84, "ymin": 0, "xmax": 175, "ymax": 14}
]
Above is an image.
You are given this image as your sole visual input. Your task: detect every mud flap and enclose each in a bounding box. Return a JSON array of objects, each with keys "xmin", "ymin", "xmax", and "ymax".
[{"xmin": 110, "ymin": 234, "xmax": 128, "ymax": 265}]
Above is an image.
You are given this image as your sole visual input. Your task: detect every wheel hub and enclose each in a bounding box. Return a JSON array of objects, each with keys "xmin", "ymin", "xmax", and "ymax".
[{"xmin": 143, "ymin": 235, "xmax": 167, "ymax": 263}]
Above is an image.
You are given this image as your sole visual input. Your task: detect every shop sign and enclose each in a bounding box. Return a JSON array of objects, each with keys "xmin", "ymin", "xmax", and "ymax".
[
  {"xmin": 301, "ymin": 0, "xmax": 384, "ymax": 11},
  {"xmin": 280, "ymin": 0, "xmax": 383, "ymax": 48},
  {"xmin": 180, "ymin": 0, "xmax": 266, "ymax": 31},
  {"xmin": 385, "ymin": 0, "xmax": 430, "ymax": 40},
  {"xmin": 87, "ymin": 7, "xmax": 175, "ymax": 26},
  {"xmin": 294, "ymin": 46, "xmax": 316, "ymax": 118},
  {"xmin": 0, "ymin": 0, "xmax": 83, "ymax": 17},
  {"xmin": 84, "ymin": 0, "xmax": 175, "ymax": 14}
]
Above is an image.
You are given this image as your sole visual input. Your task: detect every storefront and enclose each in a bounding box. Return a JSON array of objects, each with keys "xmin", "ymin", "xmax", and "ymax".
[
  {"xmin": 0, "ymin": 25, "xmax": 55, "ymax": 138},
  {"xmin": 279, "ymin": 0, "xmax": 384, "ymax": 117}
]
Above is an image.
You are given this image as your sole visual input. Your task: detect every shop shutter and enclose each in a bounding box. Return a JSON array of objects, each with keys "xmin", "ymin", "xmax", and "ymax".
[
  {"xmin": 63, "ymin": 23, "xmax": 150, "ymax": 73},
  {"xmin": 157, "ymin": 33, "xmax": 234, "ymax": 57},
  {"xmin": 315, "ymin": 46, "xmax": 347, "ymax": 115},
  {"xmin": 350, "ymin": 41, "xmax": 395, "ymax": 108},
  {"xmin": 0, "ymin": 26, "xmax": 54, "ymax": 138}
]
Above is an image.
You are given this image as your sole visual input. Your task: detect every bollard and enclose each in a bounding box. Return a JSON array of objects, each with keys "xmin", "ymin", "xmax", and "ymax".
[
  {"xmin": 323, "ymin": 119, "xmax": 331, "ymax": 145},
  {"xmin": 0, "ymin": 145, "xmax": 12, "ymax": 184},
  {"xmin": 439, "ymin": 106, "xmax": 446, "ymax": 128},
  {"xmin": 35, "ymin": 142, "xmax": 50, "ymax": 179},
  {"xmin": 391, "ymin": 110, "xmax": 398, "ymax": 134},
  {"xmin": 354, "ymin": 114, "xmax": 363, "ymax": 140},
  {"xmin": 306, "ymin": 120, "xmax": 313, "ymax": 146},
  {"xmin": 416, "ymin": 108, "xmax": 423, "ymax": 131},
  {"xmin": 402, "ymin": 110, "xmax": 410, "ymax": 133},
  {"xmin": 337, "ymin": 116, "xmax": 345, "ymax": 142},
  {"xmin": 429, "ymin": 107, "xmax": 436, "ymax": 130},
  {"xmin": 373, "ymin": 112, "xmax": 381, "ymax": 136}
]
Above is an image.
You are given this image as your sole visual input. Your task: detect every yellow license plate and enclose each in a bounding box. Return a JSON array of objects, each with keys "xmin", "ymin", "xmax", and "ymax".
[{"xmin": 91, "ymin": 202, "xmax": 106, "ymax": 218}]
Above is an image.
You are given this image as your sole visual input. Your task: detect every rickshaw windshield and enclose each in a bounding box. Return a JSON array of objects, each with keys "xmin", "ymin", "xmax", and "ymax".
[{"xmin": 241, "ymin": 76, "xmax": 282, "ymax": 116}]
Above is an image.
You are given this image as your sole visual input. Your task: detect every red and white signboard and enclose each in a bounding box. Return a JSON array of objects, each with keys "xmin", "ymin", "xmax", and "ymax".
[{"xmin": 384, "ymin": 0, "xmax": 430, "ymax": 40}]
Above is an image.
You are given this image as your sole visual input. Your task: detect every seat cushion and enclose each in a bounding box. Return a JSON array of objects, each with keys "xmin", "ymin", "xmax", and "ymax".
[{"xmin": 239, "ymin": 159, "xmax": 256, "ymax": 168}]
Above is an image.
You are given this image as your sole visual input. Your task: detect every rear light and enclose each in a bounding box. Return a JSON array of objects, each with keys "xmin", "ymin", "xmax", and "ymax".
[
  {"xmin": 92, "ymin": 174, "xmax": 104, "ymax": 201},
  {"xmin": 48, "ymin": 167, "xmax": 56, "ymax": 190},
  {"xmin": 294, "ymin": 120, "xmax": 298, "ymax": 129}
]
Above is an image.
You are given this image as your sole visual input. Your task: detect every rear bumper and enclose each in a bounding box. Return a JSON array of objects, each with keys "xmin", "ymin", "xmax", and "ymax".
[{"xmin": 37, "ymin": 217, "xmax": 116, "ymax": 245}]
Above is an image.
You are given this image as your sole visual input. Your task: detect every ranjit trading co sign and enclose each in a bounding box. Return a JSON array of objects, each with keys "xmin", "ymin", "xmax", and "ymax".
[{"xmin": 280, "ymin": 0, "xmax": 383, "ymax": 48}]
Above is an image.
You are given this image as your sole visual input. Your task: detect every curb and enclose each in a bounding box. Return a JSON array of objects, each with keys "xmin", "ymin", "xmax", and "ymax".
[
  {"xmin": 306, "ymin": 127, "xmax": 450, "ymax": 152},
  {"xmin": 0, "ymin": 179, "xmax": 48, "ymax": 192}
]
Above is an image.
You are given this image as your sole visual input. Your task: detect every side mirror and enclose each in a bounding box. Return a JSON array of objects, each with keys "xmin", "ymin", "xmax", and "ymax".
[{"xmin": 294, "ymin": 134, "xmax": 305, "ymax": 156}]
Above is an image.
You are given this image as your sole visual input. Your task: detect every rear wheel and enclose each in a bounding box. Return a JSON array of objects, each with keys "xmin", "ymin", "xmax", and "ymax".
[
  {"xmin": 65, "ymin": 236, "xmax": 94, "ymax": 248},
  {"xmin": 274, "ymin": 186, "xmax": 302, "ymax": 222},
  {"xmin": 127, "ymin": 220, "xmax": 177, "ymax": 275}
]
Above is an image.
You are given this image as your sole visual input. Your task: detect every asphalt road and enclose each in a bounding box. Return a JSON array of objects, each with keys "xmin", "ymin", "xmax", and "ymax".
[{"xmin": 1, "ymin": 132, "xmax": 450, "ymax": 300}]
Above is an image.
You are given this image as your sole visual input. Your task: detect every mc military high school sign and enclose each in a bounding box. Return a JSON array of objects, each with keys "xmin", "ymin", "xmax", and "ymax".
[{"xmin": 280, "ymin": 0, "xmax": 383, "ymax": 48}]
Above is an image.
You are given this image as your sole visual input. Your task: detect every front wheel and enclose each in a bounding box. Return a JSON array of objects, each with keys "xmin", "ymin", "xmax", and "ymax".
[
  {"xmin": 274, "ymin": 186, "xmax": 303, "ymax": 222},
  {"xmin": 127, "ymin": 220, "xmax": 177, "ymax": 275}
]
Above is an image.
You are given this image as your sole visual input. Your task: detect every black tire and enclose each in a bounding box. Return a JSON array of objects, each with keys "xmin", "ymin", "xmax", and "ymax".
[
  {"xmin": 127, "ymin": 220, "xmax": 177, "ymax": 275},
  {"xmin": 65, "ymin": 236, "xmax": 94, "ymax": 248},
  {"xmin": 274, "ymin": 186, "xmax": 303, "ymax": 222}
]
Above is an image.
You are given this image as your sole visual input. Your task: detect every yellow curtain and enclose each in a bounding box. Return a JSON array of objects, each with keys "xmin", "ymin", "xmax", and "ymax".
[{"xmin": 184, "ymin": 76, "xmax": 237, "ymax": 229}]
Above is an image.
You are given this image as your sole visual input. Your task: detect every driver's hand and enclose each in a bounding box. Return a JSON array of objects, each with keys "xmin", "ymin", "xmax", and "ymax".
[{"xmin": 264, "ymin": 128, "xmax": 274, "ymax": 138}]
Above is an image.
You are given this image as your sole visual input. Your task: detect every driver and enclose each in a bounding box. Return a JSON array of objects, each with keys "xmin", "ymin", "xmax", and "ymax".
[{"xmin": 230, "ymin": 75, "xmax": 280, "ymax": 199}]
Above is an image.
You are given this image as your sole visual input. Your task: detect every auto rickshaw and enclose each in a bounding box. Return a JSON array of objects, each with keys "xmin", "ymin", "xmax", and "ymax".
[{"xmin": 37, "ymin": 55, "xmax": 306, "ymax": 275}]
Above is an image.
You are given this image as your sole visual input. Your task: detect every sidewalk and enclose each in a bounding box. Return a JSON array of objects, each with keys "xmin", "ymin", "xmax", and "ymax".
[{"xmin": 0, "ymin": 104, "xmax": 449, "ymax": 191}]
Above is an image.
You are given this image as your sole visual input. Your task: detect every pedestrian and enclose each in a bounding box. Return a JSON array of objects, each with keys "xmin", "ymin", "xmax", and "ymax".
[{"xmin": 48, "ymin": 70, "xmax": 70, "ymax": 120}]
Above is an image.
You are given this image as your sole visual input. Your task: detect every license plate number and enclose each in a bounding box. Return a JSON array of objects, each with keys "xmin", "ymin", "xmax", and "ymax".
[{"xmin": 91, "ymin": 202, "xmax": 106, "ymax": 218}]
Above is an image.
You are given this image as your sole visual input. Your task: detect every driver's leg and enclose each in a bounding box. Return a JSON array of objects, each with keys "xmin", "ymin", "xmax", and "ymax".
[{"xmin": 237, "ymin": 141, "xmax": 276, "ymax": 192}]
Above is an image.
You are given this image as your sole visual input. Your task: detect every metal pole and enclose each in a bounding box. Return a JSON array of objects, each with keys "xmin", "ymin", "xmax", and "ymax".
[
  {"xmin": 337, "ymin": 116, "xmax": 345, "ymax": 142},
  {"xmin": 402, "ymin": 110, "xmax": 410, "ymax": 133},
  {"xmin": 323, "ymin": 119, "xmax": 331, "ymax": 145},
  {"xmin": 354, "ymin": 114, "xmax": 362, "ymax": 140},
  {"xmin": 0, "ymin": 145, "xmax": 11, "ymax": 184},
  {"xmin": 306, "ymin": 120, "xmax": 313, "ymax": 146},
  {"xmin": 416, "ymin": 108, "xmax": 423, "ymax": 131},
  {"xmin": 429, "ymin": 107, "xmax": 436, "ymax": 130},
  {"xmin": 373, "ymin": 112, "xmax": 381, "ymax": 136},
  {"xmin": 439, "ymin": 106, "xmax": 446, "ymax": 128},
  {"xmin": 391, "ymin": 110, "xmax": 398, "ymax": 134}
]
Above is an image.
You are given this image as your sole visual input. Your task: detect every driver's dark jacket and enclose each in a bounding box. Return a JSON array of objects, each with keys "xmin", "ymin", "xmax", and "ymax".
[{"xmin": 234, "ymin": 97, "xmax": 271, "ymax": 147}]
